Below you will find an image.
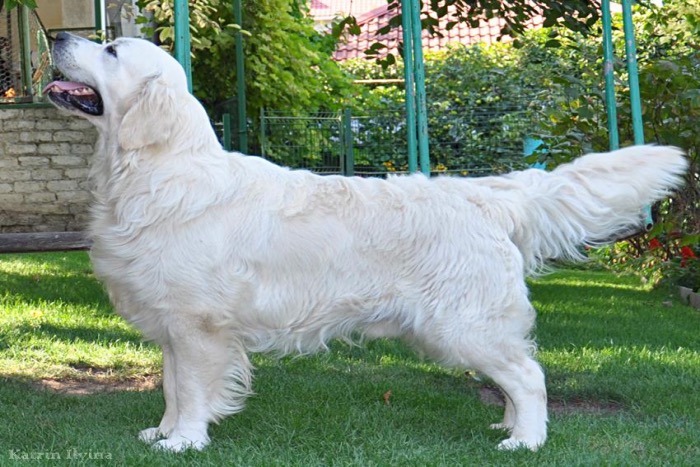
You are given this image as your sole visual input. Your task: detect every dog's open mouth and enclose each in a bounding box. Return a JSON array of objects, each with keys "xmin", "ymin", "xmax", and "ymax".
[{"xmin": 43, "ymin": 81, "xmax": 103, "ymax": 116}]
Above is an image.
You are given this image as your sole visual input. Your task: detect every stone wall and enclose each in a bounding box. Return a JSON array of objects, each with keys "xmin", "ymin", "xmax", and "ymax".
[{"xmin": 0, "ymin": 106, "xmax": 97, "ymax": 233}]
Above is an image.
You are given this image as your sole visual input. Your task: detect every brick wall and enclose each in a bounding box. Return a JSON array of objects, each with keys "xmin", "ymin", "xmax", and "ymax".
[{"xmin": 0, "ymin": 106, "xmax": 97, "ymax": 233}]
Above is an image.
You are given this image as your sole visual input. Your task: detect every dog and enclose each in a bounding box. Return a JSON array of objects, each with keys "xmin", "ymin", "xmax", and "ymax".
[{"xmin": 45, "ymin": 32, "xmax": 687, "ymax": 452}]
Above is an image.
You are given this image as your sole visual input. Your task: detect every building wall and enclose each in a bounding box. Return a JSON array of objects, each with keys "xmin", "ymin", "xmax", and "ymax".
[
  {"xmin": 0, "ymin": 106, "xmax": 96, "ymax": 233},
  {"xmin": 35, "ymin": 0, "xmax": 95, "ymax": 31}
]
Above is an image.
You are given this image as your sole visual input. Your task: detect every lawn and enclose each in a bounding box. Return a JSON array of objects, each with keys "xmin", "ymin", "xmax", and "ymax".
[{"xmin": 1, "ymin": 252, "xmax": 699, "ymax": 466}]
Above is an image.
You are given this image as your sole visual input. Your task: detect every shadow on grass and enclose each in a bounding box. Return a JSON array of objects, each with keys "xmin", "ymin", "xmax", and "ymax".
[
  {"xmin": 1, "ymin": 268, "xmax": 111, "ymax": 309},
  {"xmin": 6, "ymin": 321, "xmax": 144, "ymax": 347}
]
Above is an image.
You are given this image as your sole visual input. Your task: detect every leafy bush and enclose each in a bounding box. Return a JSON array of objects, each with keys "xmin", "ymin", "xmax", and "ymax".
[{"xmin": 136, "ymin": 0, "xmax": 354, "ymax": 150}]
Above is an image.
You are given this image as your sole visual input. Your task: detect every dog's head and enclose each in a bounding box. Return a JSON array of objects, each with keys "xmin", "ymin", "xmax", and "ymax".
[{"xmin": 45, "ymin": 32, "xmax": 190, "ymax": 150}]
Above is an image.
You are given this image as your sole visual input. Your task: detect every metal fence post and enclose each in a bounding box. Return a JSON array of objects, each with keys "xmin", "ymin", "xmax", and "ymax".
[
  {"xmin": 260, "ymin": 108, "xmax": 267, "ymax": 158},
  {"xmin": 174, "ymin": 0, "xmax": 192, "ymax": 93},
  {"xmin": 222, "ymin": 113, "xmax": 232, "ymax": 151},
  {"xmin": 621, "ymin": 0, "xmax": 653, "ymax": 229},
  {"xmin": 622, "ymin": 0, "xmax": 644, "ymax": 146},
  {"xmin": 93, "ymin": 0, "xmax": 105, "ymax": 41},
  {"xmin": 17, "ymin": 6, "xmax": 32, "ymax": 98},
  {"xmin": 408, "ymin": 0, "xmax": 430, "ymax": 175},
  {"xmin": 234, "ymin": 0, "xmax": 248, "ymax": 153},
  {"xmin": 342, "ymin": 108, "xmax": 354, "ymax": 176},
  {"xmin": 601, "ymin": 0, "xmax": 619, "ymax": 150},
  {"xmin": 401, "ymin": 0, "xmax": 418, "ymax": 173}
]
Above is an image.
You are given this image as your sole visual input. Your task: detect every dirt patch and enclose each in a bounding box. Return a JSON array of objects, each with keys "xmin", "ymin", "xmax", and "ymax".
[
  {"xmin": 35, "ymin": 375, "xmax": 160, "ymax": 395},
  {"xmin": 478, "ymin": 386, "xmax": 624, "ymax": 415},
  {"xmin": 33, "ymin": 365, "xmax": 161, "ymax": 395}
]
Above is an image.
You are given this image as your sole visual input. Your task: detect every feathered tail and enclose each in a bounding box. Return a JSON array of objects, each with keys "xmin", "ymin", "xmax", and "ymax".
[{"xmin": 479, "ymin": 145, "xmax": 688, "ymax": 272}]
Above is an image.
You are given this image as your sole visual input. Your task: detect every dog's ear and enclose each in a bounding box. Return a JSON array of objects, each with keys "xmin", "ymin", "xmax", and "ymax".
[{"xmin": 118, "ymin": 74, "xmax": 178, "ymax": 150}]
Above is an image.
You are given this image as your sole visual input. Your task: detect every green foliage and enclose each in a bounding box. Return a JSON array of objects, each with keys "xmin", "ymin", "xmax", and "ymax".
[
  {"xmin": 337, "ymin": 41, "xmax": 551, "ymax": 174},
  {"xmin": 135, "ymin": 0, "xmax": 354, "ymax": 129},
  {"xmin": 590, "ymin": 234, "xmax": 700, "ymax": 291},
  {"xmin": 421, "ymin": 43, "xmax": 545, "ymax": 171},
  {"xmin": 4, "ymin": 0, "xmax": 37, "ymax": 10}
]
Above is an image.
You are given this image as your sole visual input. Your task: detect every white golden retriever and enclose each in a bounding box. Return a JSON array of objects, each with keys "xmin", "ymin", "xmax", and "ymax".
[{"xmin": 45, "ymin": 32, "xmax": 687, "ymax": 452}]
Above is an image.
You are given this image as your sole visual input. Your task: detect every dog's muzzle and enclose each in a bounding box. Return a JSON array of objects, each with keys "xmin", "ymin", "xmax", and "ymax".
[{"xmin": 44, "ymin": 32, "xmax": 104, "ymax": 116}]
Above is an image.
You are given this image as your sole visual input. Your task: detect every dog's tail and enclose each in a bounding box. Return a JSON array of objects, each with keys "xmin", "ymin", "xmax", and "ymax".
[{"xmin": 479, "ymin": 145, "xmax": 688, "ymax": 272}]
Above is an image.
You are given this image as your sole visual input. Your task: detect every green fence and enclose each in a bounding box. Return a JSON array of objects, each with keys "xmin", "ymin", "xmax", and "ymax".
[{"xmin": 216, "ymin": 99, "xmax": 539, "ymax": 177}]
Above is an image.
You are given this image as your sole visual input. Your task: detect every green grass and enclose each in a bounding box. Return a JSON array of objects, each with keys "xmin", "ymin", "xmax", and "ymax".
[{"xmin": 1, "ymin": 252, "xmax": 699, "ymax": 466}]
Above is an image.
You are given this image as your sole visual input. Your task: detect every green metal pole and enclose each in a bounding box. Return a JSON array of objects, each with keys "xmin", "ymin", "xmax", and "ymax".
[
  {"xmin": 409, "ymin": 0, "xmax": 430, "ymax": 175},
  {"xmin": 17, "ymin": 6, "xmax": 32, "ymax": 98},
  {"xmin": 233, "ymin": 0, "xmax": 248, "ymax": 153},
  {"xmin": 401, "ymin": 0, "xmax": 418, "ymax": 173},
  {"xmin": 93, "ymin": 0, "xmax": 105, "ymax": 40},
  {"xmin": 174, "ymin": 0, "xmax": 193, "ymax": 93},
  {"xmin": 621, "ymin": 0, "xmax": 644, "ymax": 145},
  {"xmin": 342, "ymin": 108, "xmax": 355, "ymax": 176},
  {"xmin": 601, "ymin": 0, "xmax": 619, "ymax": 150},
  {"xmin": 621, "ymin": 0, "xmax": 652, "ymax": 228},
  {"xmin": 222, "ymin": 113, "xmax": 232, "ymax": 151}
]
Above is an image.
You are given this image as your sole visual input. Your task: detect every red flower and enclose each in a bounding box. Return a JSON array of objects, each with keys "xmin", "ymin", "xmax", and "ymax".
[
  {"xmin": 680, "ymin": 246, "xmax": 697, "ymax": 267},
  {"xmin": 648, "ymin": 238, "xmax": 663, "ymax": 250}
]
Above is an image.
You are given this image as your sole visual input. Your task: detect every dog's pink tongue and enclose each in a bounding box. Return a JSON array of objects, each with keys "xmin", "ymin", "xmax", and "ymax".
[{"xmin": 42, "ymin": 80, "xmax": 91, "ymax": 93}]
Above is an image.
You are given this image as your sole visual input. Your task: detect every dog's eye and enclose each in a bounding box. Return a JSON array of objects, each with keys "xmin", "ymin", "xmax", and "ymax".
[{"xmin": 105, "ymin": 45, "xmax": 117, "ymax": 58}]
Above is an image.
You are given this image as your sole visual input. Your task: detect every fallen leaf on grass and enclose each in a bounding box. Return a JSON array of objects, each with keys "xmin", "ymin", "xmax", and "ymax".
[{"xmin": 383, "ymin": 390, "xmax": 392, "ymax": 405}]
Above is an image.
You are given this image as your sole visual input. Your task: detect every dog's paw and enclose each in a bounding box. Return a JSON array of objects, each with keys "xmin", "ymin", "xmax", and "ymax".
[
  {"xmin": 496, "ymin": 437, "xmax": 542, "ymax": 452},
  {"xmin": 152, "ymin": 434, "xmax": 209, "ymax": 452},
  {"xmin": 489, "ymin": 422, "xmax": 513, "ymax": 432},
  {"xmin": 138, "ymin": 427, "xmax": 164, "ymax": 444}
]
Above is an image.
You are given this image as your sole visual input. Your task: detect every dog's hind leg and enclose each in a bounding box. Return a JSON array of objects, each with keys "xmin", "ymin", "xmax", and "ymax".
[
  {"xmin": 480, "ymin": 355, "xmax": 547, "ymax": 451},
  {"xmin": 471, "ymin": 298, "xmax": 548, "ymax": 451},
  {"xmin": 489, "ymin": 391, "xmax": 516, "ymax": 432},
  {"xmin": 145, "ymin": 316, "xmax": 253, "ymax": 452},
  {"xmin": 425, "ymin": 293, "xmax": 547, "ymax": 450}
]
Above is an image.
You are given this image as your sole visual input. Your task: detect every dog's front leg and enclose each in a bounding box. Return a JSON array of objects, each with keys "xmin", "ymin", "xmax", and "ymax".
[
  {"xmin": 138, "ymin": 342, "xmax": 178, "ymax": 444},
  {"xmin": 144, "ymin": 316, "xmax": 243, "ymax": 452}
]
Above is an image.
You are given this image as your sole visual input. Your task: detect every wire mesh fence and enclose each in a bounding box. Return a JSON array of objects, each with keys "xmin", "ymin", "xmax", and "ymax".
[
  {"xmin": 0, "ymin": 6, "xmax": 51, "ymax": 103},
  {"xmin": 260, "ymin": 110, "xmax": 347, "ymax": 174},
  {"xmin": 254, "ymin": 100, "xmax": 538, "ymax": 177}
]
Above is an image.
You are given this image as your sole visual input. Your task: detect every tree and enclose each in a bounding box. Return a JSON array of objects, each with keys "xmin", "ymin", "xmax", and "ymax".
[{"xmin": 136, "ymin": 0, "xmax": 353, "ymax": 124}]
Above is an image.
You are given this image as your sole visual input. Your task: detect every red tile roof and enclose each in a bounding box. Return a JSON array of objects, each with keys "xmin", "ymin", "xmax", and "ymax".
[
  {"xmin": 332, "ymin": 4, "xmax": 538, "ymax": 61},
  {"xmin": 312, "ymin": 0, "xmax": 387, "ymax": 24}
]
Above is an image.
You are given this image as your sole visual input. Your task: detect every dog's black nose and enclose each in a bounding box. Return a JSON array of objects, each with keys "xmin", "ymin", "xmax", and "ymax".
[{"xmin": 55, "ymin": 31, "xmax": 70, "ymax": 42}]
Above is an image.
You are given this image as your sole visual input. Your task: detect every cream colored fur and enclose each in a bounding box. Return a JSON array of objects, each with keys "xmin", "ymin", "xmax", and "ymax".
[{"xmin": 48, "ymin": 34, "xmax": 688, "ymax": 452}]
